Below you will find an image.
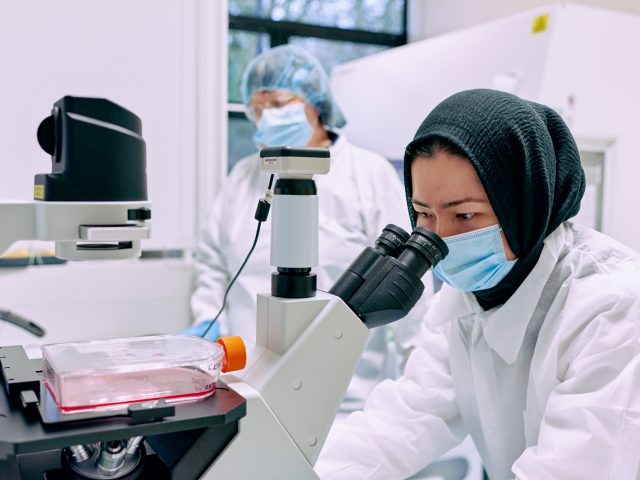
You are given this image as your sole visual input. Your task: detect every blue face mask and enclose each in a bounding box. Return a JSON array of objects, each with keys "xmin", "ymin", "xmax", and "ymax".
[
  {"xmin": 434, "ymin": 224, "xmax": 517, "ymax": 292},
  {"xmin": 253, "ymin": 103, "xmax": 314, "ymax": 148}
]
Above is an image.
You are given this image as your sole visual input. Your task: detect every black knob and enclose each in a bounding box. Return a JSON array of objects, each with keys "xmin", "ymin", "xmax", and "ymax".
[
  {"xmin": 128, "ymin": 208, "xmax": 152, "ymax": 221},
  {"xmin": 37, "ymin": 115, "xmax": 55, "ymax": 155}
]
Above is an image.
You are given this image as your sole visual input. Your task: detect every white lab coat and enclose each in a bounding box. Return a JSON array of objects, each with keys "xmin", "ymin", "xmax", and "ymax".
[
  {"xmin": 317, "ymin": 222, "xmax": 640, "ymax": 479},
  {"xmin": 191, "ymin": 134, "xmax": 431, "ymax": 416}
]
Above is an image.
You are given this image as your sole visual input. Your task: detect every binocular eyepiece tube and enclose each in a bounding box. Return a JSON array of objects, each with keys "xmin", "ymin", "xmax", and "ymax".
[{"xmin": 330, "ymin": 224, "xmax": 448, "ymax": 328}]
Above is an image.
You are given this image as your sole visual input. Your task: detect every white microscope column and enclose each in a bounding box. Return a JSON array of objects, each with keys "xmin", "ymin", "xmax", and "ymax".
[{"xmin": 271, "ymin": 194, "xmax": 319, "ymax": 268}]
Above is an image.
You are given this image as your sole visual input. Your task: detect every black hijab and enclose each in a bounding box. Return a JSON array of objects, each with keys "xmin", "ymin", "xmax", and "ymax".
[{"xmin": 403, "ymin": 89, "xmax": 585, "ymax": 310}]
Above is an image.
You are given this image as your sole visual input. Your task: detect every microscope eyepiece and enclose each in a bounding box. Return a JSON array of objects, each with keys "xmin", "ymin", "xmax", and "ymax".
[
  {"xmin": 410, "ymin": 227, "xmax": 448, "ymax": 259},
  {"xmin": 374, "ymin": 224, "xmax": 410, "ymax": 257},
  {"xmin": 328, "ymin": 224, "xmax": 409, "ymax": 301},
  {"xmin": 397, "ymin": 227, "xmax": 448, "ymax": 278}
]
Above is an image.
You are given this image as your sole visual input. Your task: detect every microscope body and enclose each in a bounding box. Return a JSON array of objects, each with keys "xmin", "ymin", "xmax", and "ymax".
[
  {"xmin": 201, "ymin": 147, "xmax": 446, "ymax": 478},
  {"xmin": 0, "ymin": 138, "xmax": 446, "ymax": 479},
  {"xmin": 201, "ymin": 147, "xmax": 357, "ymax": 478},
  {"xmin": 0, "ymin": 96, "xmax": 151, "ymax": 262}
]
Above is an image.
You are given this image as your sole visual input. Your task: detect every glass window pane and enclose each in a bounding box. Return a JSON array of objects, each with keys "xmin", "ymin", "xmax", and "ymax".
[
  {"xmin": 228, "ymin": 114, "xmax": 258, "ymax": 172},
  {"xmin": 229, "ymin": 0, "xmax": 405, "ymax": 34},
  {"xmin": 289, "ymin": 36, "xmax": 389, "ymax": 76},
  {"xmin": 228, "ymin": 30, "xmax": 270, "ymax": 103}
]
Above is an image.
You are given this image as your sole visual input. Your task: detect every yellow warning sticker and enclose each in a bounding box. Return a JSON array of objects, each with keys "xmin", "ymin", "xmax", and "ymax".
[
  {"xmin": 34, "ymin": 184, "xmax": 45, "ymax": 200},
  {"xmin": 532, "ymin": 13, "xmax": 550, "ymax": 34}
]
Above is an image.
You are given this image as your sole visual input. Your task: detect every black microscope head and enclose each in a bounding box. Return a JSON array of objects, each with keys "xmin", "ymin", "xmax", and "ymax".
[{"xmin": 35, "ymin": 96, "xmax": 147, "ymax": 202}]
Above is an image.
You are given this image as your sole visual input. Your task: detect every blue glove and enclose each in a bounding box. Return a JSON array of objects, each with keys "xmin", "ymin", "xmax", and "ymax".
[{"xmin": 180, "ymin": 320, "xmax": 220, "ymax": 341}]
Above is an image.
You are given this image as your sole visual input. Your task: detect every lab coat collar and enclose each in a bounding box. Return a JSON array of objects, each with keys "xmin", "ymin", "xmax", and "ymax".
[
  {"xmin": 427, "ymin": 284, "xmax": 480, "ymax": 330},
  {"xmin": 427, "ymin": 223, "xmax": 567, "ymax": 364}
]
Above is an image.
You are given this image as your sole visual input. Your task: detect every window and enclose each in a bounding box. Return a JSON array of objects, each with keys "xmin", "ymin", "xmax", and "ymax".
[
  {"xmin": 229, "ymin": 0, "xmax": 405, "ymax": 34},
  {"xmin": 228, "ymin": 30, "xmax": 270, "ymax": 104},
  {"xmin": 227, "ymin": 0, "xmax": 407, "ymax": 171}
]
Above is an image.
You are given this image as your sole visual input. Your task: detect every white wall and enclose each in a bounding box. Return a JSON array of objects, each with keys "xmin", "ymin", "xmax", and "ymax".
[
  {"xmin": 537, "ymin": 4, "xmax": 640, "ymax": 249},
  {"xmin": 195, "ymin": 0, "xmax": 230, "ymax": 231},
  {"xmin": 0, "ymin": 259, "xmax": 194, "ymax": 346},
  {"xmin": 410, "ymin": 0, "xmax": 640, "ymax": 39},
  {"xmin": 332, "ymin": 6, "xmax": 555, "ymax": 160}
]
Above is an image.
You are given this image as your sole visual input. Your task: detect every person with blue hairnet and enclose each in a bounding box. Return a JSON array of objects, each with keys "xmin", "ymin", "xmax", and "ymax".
[{"xmin": 187, "ymin": 45, "xmax": 431, "ymax": 419}]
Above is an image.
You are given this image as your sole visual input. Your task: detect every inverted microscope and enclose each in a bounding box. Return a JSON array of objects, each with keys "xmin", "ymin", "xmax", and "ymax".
[{"xmin": 0, "ymin": 98, "xmax": 447, "ymax": 479}]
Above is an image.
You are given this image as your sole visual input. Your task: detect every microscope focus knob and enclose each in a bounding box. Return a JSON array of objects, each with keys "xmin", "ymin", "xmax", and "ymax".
[{"xmin": 37, "ymin": 113, "xmax": 56, "ymax": 156}]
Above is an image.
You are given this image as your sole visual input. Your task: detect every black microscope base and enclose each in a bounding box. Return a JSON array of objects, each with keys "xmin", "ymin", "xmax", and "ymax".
[{"xmin": 0, "ymin": 345, "xmax": 247, "ymax": 480}]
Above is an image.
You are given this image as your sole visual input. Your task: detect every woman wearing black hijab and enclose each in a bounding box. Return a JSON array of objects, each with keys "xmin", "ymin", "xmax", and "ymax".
[{"xmin": 317, "ymin": 89, "xmax": 640, "ymax": 480}]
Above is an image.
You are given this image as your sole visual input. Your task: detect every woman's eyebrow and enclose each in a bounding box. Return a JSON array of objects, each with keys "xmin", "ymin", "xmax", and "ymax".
[{"xmin": 412, "ymin": 197, "xmax": 487, "ymax": 209}]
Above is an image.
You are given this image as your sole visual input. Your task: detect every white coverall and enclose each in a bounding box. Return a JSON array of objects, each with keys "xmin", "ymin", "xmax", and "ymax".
[
  {"xmin": 317, "ymin": 222, "xmax": 640, "ymax": 479},
  {"xmin": 191, "ymin": 134, "xmax": 430, "ymax": 416}
]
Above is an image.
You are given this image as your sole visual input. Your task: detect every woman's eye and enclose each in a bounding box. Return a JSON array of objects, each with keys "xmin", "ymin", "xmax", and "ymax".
[
  {"xmin": 417, "ymin": 211, "xmax": 433, "ymax": 219},
  {"xmin": 456, "ymin": 213, "xmax": 475, "ymax": 221}
]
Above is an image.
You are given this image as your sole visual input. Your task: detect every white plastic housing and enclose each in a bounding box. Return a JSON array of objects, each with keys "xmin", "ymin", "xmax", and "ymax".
[
  {"xmin": 260, "ymin": 155, "xmax": 330, "ymax": 178},
  {"xmin": 206, "ymin": 292, "xmax": 370, "ymax": 479},
  {"xmin": 0, "ymin": 200, "xmax": 151, "ymax": 260},
  {"xmin": 271, "ymin": 194, "xmax": 319, "ymax": 268}
]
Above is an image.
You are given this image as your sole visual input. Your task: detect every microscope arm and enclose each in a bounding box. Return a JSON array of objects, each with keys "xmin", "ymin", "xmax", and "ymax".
[
  {"xmin": 203, "ymin": 292, "xmax": 370, "ymax": 479},
  {"xmin": 0, "ymin": 200, "xmax": 151, "ymax": 260}
]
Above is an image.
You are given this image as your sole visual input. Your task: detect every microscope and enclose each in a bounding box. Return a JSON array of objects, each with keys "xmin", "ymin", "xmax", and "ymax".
[
  {"xmin": 0, "ymin": 96, "xmax": 151, "ymax": 260},
  {"xmin": 0, "ymin": 96, "xmax": 152, "ymax": 337},
  {"xmin": 205, "ymin": 147, "xmax": 448, "ymax": 478},
  {"xmin": 0, "ymin": 103, "xmax": 447, "ymax": 479}
]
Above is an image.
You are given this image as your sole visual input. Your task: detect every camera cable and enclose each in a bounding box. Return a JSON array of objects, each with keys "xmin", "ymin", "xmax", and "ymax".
[{"xmin": 200, "ymin": 174, "xmax": 274, "ymax": 340}]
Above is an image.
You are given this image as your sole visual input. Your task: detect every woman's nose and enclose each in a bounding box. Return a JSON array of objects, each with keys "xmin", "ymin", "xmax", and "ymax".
[{"xmin": 434, "ymin": 219, "xmax": 456, "ymax": 239}]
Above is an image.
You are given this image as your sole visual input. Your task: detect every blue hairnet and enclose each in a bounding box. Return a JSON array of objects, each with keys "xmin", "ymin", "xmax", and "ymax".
[{"xmin": 241, "ymin": 45, "xmax": 347, "ymax": 129}]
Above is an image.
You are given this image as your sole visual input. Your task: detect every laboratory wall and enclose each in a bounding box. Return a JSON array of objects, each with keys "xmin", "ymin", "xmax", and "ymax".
[
  {"xmin": 0, "ymin": 0, "xmax": 228, "ymax": 345},
  {"xmin": 332, "ymin": 6, "xmax": 553, "ymax": 161},
  {"xmin": 537, "ymin": 5, "xmax": 640, "ymax": 249},
  {"xmin": 410, "ymin": 0, "xmax": 640, "ymax": 39}
]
